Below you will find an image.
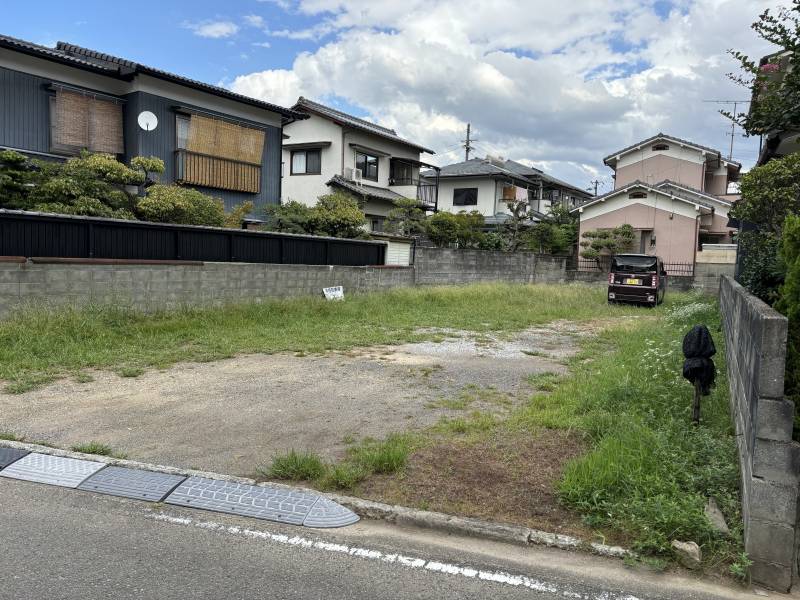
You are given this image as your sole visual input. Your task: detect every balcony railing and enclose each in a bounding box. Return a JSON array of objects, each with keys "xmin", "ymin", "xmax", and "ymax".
[{"xmin": 175, "ymin": 149, "xmax": 261, "ymax": 194}]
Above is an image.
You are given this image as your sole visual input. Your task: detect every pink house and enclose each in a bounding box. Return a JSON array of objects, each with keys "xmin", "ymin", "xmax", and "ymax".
[{"xmin": 571, "ymin": 134, "xmax": 741, "ymax": 265}]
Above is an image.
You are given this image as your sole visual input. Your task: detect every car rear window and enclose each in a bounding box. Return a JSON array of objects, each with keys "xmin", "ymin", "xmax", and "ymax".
[{"xmin": 612, "ymin": 255, "xmax": 658, "ymax": 273}]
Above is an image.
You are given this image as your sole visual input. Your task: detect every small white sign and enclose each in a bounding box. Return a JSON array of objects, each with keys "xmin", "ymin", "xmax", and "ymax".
[{"xmin": 323, "ymin": 286, "xmax": 344, "ymax": 301}]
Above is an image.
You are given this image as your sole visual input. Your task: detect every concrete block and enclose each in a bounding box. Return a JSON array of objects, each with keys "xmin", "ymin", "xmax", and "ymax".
[
  {"xmin": 749, "ymin": 559, "xmax": 793, "ymax": 593},
  {"xmin": 756, "ymin": 398, "xmax": 796, "ymax": 441},
  {"xmin": 0, "ymin": 283, "xmax": 19, "ymax": 298},
  {"xmin": 746, "ymin": 519, "xmax": 796, "ymax": 566},
  {"xmin": 753, "ymin": 439, "xmax": 800, "ymax": 483},
  {"xmin": 749, "ymin": 478, "xmax": 799, "ymax": 525}
]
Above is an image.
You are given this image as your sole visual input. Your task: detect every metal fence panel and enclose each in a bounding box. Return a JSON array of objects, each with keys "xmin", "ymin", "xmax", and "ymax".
[{"xmin": 0, "ymin": 210, "xmax": 386, "ymax": 267}]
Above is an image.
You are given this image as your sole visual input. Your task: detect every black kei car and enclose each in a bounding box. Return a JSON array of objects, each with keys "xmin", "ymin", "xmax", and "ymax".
[{"xmin": 607, "ymin": 254, "xmax": 667, "ymax": 307}]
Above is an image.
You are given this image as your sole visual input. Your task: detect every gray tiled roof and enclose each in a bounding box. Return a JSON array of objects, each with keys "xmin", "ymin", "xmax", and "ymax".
[
  {"xmin": 425, "ymin": 158, "xmax": 590, "ymax": 197},
  {"xmin": 327, "ymin": 175, "xmax": 407, "ymax": 203},
  {"xmin": 602, "ymin": 133, "xmax": 742, "ymax": 168},
  {"xmin": 655, "ymin": 180, "xmax": 733, "ymax": 206},
  {"xmin": 294, "ymin": 97, "xmax": 434, "ymax": 154},
  {"xmin": 569, "ymin": 180, "xmax": 716, "ymax": 213},
  {"xmin": 0, "ymin": 34, "xmax": 303, "ymax": 119}
]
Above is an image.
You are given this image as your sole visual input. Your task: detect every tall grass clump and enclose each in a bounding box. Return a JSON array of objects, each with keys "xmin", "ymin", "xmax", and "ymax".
[{"xmin": 263, "ymin": 450, "xmax": 326, "ymax": 481}]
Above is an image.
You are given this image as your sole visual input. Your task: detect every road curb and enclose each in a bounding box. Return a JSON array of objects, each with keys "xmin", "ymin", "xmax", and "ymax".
[{"xmin": 0, "ymin": 440, "xmax": 630, "ymax": 559}]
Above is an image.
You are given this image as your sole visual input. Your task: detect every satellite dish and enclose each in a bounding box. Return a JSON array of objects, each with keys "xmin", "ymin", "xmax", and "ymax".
[{"xmin": 137, "ymin": 111, "xmax": 158, "ymax": 132}]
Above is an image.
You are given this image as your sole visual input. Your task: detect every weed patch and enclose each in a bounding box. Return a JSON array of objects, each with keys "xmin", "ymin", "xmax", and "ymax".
[
  {"xmin": 70, "ymin": 441, "xmax": 127, "ymax": 459},
  {"xmin": 262, "ymin": 450, "xmax": 326, "ymax": 481}
]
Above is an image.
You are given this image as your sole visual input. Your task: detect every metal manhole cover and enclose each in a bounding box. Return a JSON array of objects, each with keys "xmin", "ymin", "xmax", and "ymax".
[
  {"xmin": 0, "ymin": 453, "xmax": 105, "ymax": 488},
  {"xmin": 165, "ymin": 477, "xmax": 320, "ymax": 525},
  {"xmin": 0, "ymin": 448, "xmax": 29, "ymax": 470},
  {"xmin": 303, "ymin": 496, "xmax": 360, "ymax": 528},
  {"xmin": 78, "ymin": 466, "xmax": 186, "ymax": 501}
]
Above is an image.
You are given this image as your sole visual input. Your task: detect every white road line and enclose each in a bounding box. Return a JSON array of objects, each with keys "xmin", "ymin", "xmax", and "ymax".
[{"xmin": 146, "ymin": 512, "xmax": 642, "ymax": 600}]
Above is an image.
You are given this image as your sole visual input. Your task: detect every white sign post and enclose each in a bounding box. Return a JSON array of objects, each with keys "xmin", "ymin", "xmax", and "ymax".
[{"xmin": 323, "ymin": 286, "xmax": 344, "ymax": 301}]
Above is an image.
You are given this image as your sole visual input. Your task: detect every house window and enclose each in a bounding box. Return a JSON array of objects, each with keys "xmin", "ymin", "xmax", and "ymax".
[
  {"xmin": 49, "ymin": 88, "xmax": 124, "ymax": 155},
  {"xmin": 290, "ymin": 149, "xmax": 321, "ymax": 175},
  {"xmin": 175, "ymin": 112, "xmax": 265, "ymax": 194},
  {"xmin": 453, "ymin": 187, "xmax": 478, "ymax": 206},
  {"xmin": 629, "ymin": 192, "xmax": 647, "ymax": 199},
  {"xmin": 652, "ymin": 143, "xmax": 669, "ymax": 151},
  {"xmin": 390, "ymin": 160, "xmax": 413, "ymax": 185},
  {"xmin": 370, "ymin": 218, "xmax": 384, "ymax": 232},
  {"xmin": 355, "ymin": 151, "xmax": 379, "ymax": 181}
]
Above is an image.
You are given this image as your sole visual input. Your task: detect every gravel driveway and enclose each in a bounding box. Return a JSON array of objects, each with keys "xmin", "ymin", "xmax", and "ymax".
[{"xmin": 0, "ymin": 322, "xmax": 593, "ymax": 476}]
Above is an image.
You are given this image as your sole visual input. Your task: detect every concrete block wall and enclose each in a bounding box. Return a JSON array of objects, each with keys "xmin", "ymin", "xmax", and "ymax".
[
  {"xmin": 0, "ymin": 259, "xmax": 415, "ymax": 317},
  {"xmin": 719, "ymin": 275, "xmax": 799, "ymax": 591},
  {"xmin": 413, "ymin": 247, "xmax": 537, "ymax": 285}
]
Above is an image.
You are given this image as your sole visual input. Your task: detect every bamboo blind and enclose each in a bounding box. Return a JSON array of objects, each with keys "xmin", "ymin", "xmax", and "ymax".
[
  {"xmin": 186, "ymin": 114, "xmax": 265, "ymax": 165},
  {"xmin": 183, "ymin": 113, "xmax": 265, "ymax": 193},
  {"xmin": 53, "ymin": 89, "xmax": 124, "ymax": 154},
  {"xmin": 182, "ymin": 152, "xmax": 261, "ymax": 194}
]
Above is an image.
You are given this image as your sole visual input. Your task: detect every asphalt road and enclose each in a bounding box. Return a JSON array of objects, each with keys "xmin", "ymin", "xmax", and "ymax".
[{"xmin": 0, "ymin": 479, "xmax": 761, "ymax": 600}]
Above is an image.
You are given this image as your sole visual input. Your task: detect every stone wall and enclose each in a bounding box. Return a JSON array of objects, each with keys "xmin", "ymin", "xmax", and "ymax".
[{"xmin": 719, "ymin": 275, "xmax": 799, "ymax": 591}]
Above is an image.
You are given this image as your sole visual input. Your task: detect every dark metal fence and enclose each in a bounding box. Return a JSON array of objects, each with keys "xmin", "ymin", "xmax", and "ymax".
[
  {"xmin": 568, "ymin": 255, "xmax": 695, "ymax": 277},
  {"xmin": 0, "ymin": 210, "xmax": 386, "ymax": 266}
]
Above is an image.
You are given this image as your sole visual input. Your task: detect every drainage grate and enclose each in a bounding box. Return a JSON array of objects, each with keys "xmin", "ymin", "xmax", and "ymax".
[
  {"xmin": 303, "ymin": 496, "xmax": 360, "ymax": 528},
  {"xmin": 0, "ymin": 448, "xmax": 29, "ymax": 470},
  {"xmin": 165, "ymin": 477, "xmax": 321, "ymax": 525},
  {"xmin": 0, "ymin": 453, "xmax": 105, "ymax": 488},
  {"xmin": 78, "ymin": 466, "xmax": 186, "ymax": 501}
]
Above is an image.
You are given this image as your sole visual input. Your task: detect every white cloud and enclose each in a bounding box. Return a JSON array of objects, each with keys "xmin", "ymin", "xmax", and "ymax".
[
  {"xmin": 243, "ymin": 15, "xmax": 266, "ymax": 28},
  {"xmin": 183, "ymin": 20, "xmax": 240, "ymax": 39},
  {"xmin": 252, "ymin": 41, "xmax": 272, "ymax": 48},
  {"xmin": 231, "ymin": 0, "xmax": 782, "ymax": 185},
  {"xmin": 257, "ymin": 0, "xmax": 293, "ymax": 10}
]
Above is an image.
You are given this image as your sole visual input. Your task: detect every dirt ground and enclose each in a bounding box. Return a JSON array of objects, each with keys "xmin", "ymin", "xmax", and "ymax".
[{"xmin": 0, "ymin": 321, "xmax": 596, "ymax": 476}]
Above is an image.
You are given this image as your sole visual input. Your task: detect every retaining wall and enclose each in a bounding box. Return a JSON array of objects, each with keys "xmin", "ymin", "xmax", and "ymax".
[{"xmin": 719, "ymin": 275, "xmax": 799, "ymax": 591}]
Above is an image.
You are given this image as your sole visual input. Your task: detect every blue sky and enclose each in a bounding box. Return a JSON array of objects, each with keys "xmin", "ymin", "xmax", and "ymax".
[{"xmin": 2, "ymin": 1, "xmax": 780, "ymax": 187}]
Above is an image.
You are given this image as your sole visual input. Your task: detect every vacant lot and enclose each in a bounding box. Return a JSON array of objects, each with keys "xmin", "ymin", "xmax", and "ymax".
[{"xmin": 0, "ymin": 283, "xmax": 743, "ymax": 572}]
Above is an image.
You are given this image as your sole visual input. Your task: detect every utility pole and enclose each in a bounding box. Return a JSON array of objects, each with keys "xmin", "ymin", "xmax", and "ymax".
[
  {"xmin": 589, "ymin": 179, "xmax": 602, "ymax": 196},
  {"xmin": 702, "ymin": 99, "xmax": 751, "ymax": 160},
  {"xmin": 463, "ymin": 123, "xmax": 477, "ymax": 161}
]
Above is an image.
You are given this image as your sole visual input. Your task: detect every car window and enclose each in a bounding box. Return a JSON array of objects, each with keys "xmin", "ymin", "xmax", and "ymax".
[{"xmin": 611, "ymin": 255, "xmax": 658, "ymax": 273}]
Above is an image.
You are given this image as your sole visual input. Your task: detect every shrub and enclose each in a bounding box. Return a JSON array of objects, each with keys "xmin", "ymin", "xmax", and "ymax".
[
  {"xmin": 224, "ymin": 201, "xmax": 254, "ymax": 228},
  {"xmin": 264, "ymin": 450, "xmax": 326, "ymax": 481},
  {"xmin": 777, "ymin": 214, "xmax": 800, "ymax": 434},
  {"xmin": 579, "ymin": 224, "xmax": 635, "ymax": 261},
  {"xmin": 426, "ymin": 211, "xmax": 459, "ymax": 246},
  {"xmin": 262, "ymin": 200, "xmax": 315, "ymax": 234},
  {"xmin": 0, "ymin": 149, "xmax": 36, "ymax": 209},
  {"xmin": 310, "ymin": 192, "xmax": 367, "ymax": 238},
  {"xmin": 386, "ymin": 197, "xmax": 427, "ymax": 236},
  {"xmin": 426, "ymin": 211, "xmax": 485, "ymax": 248},
  {"xmin": 137, "ymin": 184, "xmax": 225, "ymax": 226}
]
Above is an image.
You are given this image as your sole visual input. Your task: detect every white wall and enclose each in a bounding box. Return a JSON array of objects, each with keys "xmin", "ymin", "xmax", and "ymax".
[
  {"xmin": 436, "ymin": 177, "xmax": 499, "ymax": 217},
  {"xmin": 578, "ymin": 189, "xmax": 702, "ymax": 221},
  {"xmin": 614, "ymin": 142, "xmax": 707, "ymax": 170}
]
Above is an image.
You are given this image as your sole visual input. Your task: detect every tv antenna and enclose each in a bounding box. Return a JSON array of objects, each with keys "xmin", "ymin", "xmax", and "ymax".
[{"xmin": 703, "ymin": 99, "xmax": 751, "ymax": 160}]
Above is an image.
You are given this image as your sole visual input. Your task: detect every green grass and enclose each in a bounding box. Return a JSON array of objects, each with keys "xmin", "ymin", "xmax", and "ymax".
[
  {"xmin": 503, "ymin": 294, "xmax": 742, "ymax": 565},
  {"xmin": 263, "ymin": 434, "xmax": 415, "ymax": 491},
  {"xmin": 261, "ymin": 450, "xmax": 326, "ymax": 481},
  {"xmin": 0, "ymin": 283, "xmax": 642, "ymax": 392},
  {"xmin": 0, "ymin": 431, "xmax": 24, "ymax": 441},
  {"xmin": 70, "ymin": 441, "xmax": 127, "ymax": 459}
]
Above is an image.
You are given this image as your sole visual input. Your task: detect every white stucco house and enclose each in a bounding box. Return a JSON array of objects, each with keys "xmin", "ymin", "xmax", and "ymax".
[
  {"xmin": 281, "ymin": 97, "xmax": 440, "ymax": 232},
  {"xmin": 422, "ymin": 156, "xmax": 591, "ymax": 226}
]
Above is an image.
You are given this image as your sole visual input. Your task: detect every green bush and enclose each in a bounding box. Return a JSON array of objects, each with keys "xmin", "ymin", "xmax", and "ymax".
[
  {"xmin": 777, "ymin": 214, "xmax": 800, "ymax": 434},
  {"xmin": 309, "ymin": 192, "xmax": 367, "ymax": 238},
  {"xmin": 426, "ymin": 211, "xmax": 485, "ymax": 248},
  {"xmin": 136, "ymin": 184, "xmax": 226, "ymax": 226},
  {"xmin": 262, "ymin": 200, "xmax": 314, "ymax": 234}
]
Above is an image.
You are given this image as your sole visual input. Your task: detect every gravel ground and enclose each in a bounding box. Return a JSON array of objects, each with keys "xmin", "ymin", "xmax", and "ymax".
[{"xmin": 0, "ymin": 322, "xmax": 597, "ymax": 476}]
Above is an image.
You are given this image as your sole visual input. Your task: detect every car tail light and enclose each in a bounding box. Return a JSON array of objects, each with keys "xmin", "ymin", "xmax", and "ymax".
[
  {"xmin": 608, "ymin": 272, "xmax": 614, "ymax": 284},
  {"xmin": 651, "ymin": 275, "xmax": 658, "ymax": 287}
]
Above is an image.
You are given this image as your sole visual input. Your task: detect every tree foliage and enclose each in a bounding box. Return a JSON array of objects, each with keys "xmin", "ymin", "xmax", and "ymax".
[
  {"xmin": 311, "ymin": 192, "xmax": 368, "ymax": 238},
  {"xmin": 724, "ymin": 2, "xmax": 800, "ymax": 136},
  {"xmin": 732, "ymin": 153, "xmax": 800, "ymax": 235},
  {"xmin": 425, "ymin": 211, "xmax": 486, "ymax": 248},
  {"xmin": 579, "ymin": 224, "xmax": 635, "ymax": 260},
  {"xmin": 385, "ymin": 198, "xmax": 427, "ymax": 237},
  {"xmin": 777, "ymin": 214, "xmax": 800, "ymax": 418},
  {"xmin": 528, "ymin": 204, "xmax": 578, "ymax": 254},
  {"xmin": 0, "ymin": 150, "xmax": 250, "ymax": 226}
]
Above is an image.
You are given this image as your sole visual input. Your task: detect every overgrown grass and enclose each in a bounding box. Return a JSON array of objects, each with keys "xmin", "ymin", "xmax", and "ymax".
[
  {"xmin": 504, "ymin": 295, "xmax": 742, "ymax": 567},
  {"xmin": 263, "ymin": 433, "xmax": 415, "ymax": 491},
  {"xmin": 0, "ymin": 283, "xmax": 641, "ymax": 392},
  {"xmin": 260, "ymin": 450, "xmax": 326, "ymax": 481},
  {"xmin": 70, "ymin": 441, "xmax": 127, "ymax": 459}
]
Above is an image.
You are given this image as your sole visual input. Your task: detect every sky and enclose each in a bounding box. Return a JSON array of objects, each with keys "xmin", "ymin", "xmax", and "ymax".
[{"xmin": 3, "ymin": 0, "xmax": 785, "ymax": 193}]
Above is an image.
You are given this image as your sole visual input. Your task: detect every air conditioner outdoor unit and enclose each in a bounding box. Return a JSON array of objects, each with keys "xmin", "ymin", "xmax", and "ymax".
[{"xmin": 344, "ymin": 167, "xmax": 363, "ymax": 185}]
